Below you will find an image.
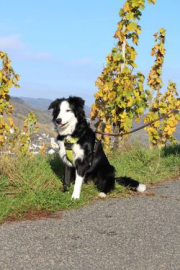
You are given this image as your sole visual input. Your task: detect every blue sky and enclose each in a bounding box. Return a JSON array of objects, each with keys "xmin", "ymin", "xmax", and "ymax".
[{"xmin": 0, "ymin": 0, "xmax": 180, "ymax": 106}]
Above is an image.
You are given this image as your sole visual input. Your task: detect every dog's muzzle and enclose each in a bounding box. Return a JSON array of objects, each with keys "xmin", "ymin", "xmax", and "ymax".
[
  {"xmin": 55, "ymin": 118, "xmax": 62, "ymax": 125},
  {"xmin": 55, "ymin": 118, "xmax": 67, "ymax": 127}
]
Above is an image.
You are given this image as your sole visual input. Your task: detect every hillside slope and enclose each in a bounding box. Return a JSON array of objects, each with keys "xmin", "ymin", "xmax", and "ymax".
[{"xmin": 11, "ymin": 97, "xmax": 55, "ymax": 135}]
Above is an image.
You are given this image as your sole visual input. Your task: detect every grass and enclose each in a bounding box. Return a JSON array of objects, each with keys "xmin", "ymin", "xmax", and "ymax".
[
  {"xmin": 0, "ymin": 143, "xmax": 180, "ymax": 224},
  {"xmin": 111, "ymin": 143, "xmax": 180, "ymax": 183}
]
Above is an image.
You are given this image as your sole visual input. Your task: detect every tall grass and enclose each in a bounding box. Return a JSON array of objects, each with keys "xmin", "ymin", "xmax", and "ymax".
[
  {"xmin": 111, "ymin": 143, "xmax": 180, "ymax": 182},
  {"xmin": 0, "ymin": 143, "xmax": 180, "ymax": 223}
]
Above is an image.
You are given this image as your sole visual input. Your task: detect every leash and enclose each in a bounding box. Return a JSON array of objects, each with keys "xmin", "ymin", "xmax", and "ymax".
[{"xmin": 95, "ymin": 108, "xmax": 179, "ymax": 137}]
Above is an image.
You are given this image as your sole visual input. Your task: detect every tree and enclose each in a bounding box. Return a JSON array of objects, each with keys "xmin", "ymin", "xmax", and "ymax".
[
  {"xmin": 0, "ymin": 52, "xmax": 38, "ymax": 154},
  {"xmin": 0, "ymin": 51, "xmax": 19, "ymax": 146},
  {"xmin": 144, "ymin": 29, "xmax": 180, "ymax": 147},
  {"xmin": 91, "ymin": 0, "xmax": 156, "ymax": 149}
]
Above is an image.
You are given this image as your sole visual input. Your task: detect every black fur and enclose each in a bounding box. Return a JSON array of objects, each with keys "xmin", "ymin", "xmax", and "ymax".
[{"xmin": 49, "ymin": 96, "xmax": 145, "ymax": 196}]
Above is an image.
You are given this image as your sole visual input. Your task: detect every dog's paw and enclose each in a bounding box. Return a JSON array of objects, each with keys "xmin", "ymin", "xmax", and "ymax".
[
  {"xmin": 98, "ymin": 192, "xmax": 106, "ymax": 199},
  {"xmin": 62, "ymin": 185, "xmax": 70, "ymax": 193},
  {"xmin": 50, "ymin": 138, "xmax": 59, "ymax": 149},
  {"xmin": 71, "ymin": 193, "xmax": 80, "ymax": 200}
]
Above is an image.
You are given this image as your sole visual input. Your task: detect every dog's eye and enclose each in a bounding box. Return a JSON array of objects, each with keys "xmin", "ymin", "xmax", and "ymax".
[{"xmin": 66, "ymin": 109, "xmax": 71, "ymax": 112}]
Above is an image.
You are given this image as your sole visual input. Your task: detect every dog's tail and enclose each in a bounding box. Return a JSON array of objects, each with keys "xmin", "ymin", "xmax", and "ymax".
[{"xmin": 115, "ymin": 176, "xmax": 146, "ymax": 193}]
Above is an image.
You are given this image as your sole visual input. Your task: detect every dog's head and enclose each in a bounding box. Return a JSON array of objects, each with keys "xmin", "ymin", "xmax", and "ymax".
[{"xmin": 48, "ymin": 96, "xmax": 85, "ymax": 135}]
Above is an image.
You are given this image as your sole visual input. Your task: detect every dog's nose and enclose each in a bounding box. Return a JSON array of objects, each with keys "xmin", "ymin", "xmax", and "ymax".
[{"xmin": 56, "ymin": 118, "xmax": 62, "ymax": 124}]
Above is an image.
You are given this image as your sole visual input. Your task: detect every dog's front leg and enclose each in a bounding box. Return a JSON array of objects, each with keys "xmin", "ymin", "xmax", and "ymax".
[
  {"xmin": 71, "ymin": 144, "xmax": 89, "ymax": 199},
  {"xmin": 71, "ymin": 170, "xmax": 84, "ymax": 199},
  {"xmin": 63, "ymin": 165, "xmax": 75, "ymax": 192},
  {"xmin": 71, "ymin": 161, "xmax": 89, "ymax": 199}
]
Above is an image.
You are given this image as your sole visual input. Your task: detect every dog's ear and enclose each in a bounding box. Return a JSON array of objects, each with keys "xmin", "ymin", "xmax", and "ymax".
[
  {"xmin": 68, "ymin": 96, "xmax": 85, "ymax": 109},
  {"xmin": 48, "ymin": 99, "xmax": 60, "ymax": 110}
]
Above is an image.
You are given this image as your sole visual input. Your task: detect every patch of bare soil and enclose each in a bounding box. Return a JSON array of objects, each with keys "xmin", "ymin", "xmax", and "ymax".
[{"xmin": 3, "ymin": 210, "xmax": 63, "ymax": 224}]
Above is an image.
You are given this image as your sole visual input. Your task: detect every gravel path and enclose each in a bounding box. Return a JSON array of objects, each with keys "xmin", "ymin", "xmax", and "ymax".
[{"xmin": 0, "ymin": 181, "xmax": 180, "ymax": 270}]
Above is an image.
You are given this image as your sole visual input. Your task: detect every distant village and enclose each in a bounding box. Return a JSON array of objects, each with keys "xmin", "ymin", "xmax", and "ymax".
[
  {"xmin": 4, "ymin": 128, "xmax": 58, "ymax": 156},
  {"xmin": 29, "ymin": 132, "xmax": 58, "ymax": 155}
]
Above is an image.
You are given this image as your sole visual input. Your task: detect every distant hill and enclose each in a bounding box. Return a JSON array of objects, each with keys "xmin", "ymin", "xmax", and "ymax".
[
  {"xmin": 20, "ymin": 97, "xmax": 52, "ymax": 111},
  {"xmin": 10, "ymin": 97, "xmax": 55, "ymax": 135}
]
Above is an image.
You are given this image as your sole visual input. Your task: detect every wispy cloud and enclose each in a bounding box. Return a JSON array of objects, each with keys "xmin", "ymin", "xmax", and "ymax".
[
  {"xmin": 0, "ymin": 34, "xmax": 53, "ymax": 62},
  {"xmin": 0, "ymin": 35, "xmax": 93, "ymax": 65},
  {"xmin": 0, "ymin": 35, "xmax": 24, "ymax": 51}
]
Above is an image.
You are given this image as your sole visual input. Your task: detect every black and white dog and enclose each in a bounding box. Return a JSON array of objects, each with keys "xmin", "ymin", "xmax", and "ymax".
[{"xmin": 49, "ymin": 96, "xmax": 146, "ymax": 199}]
